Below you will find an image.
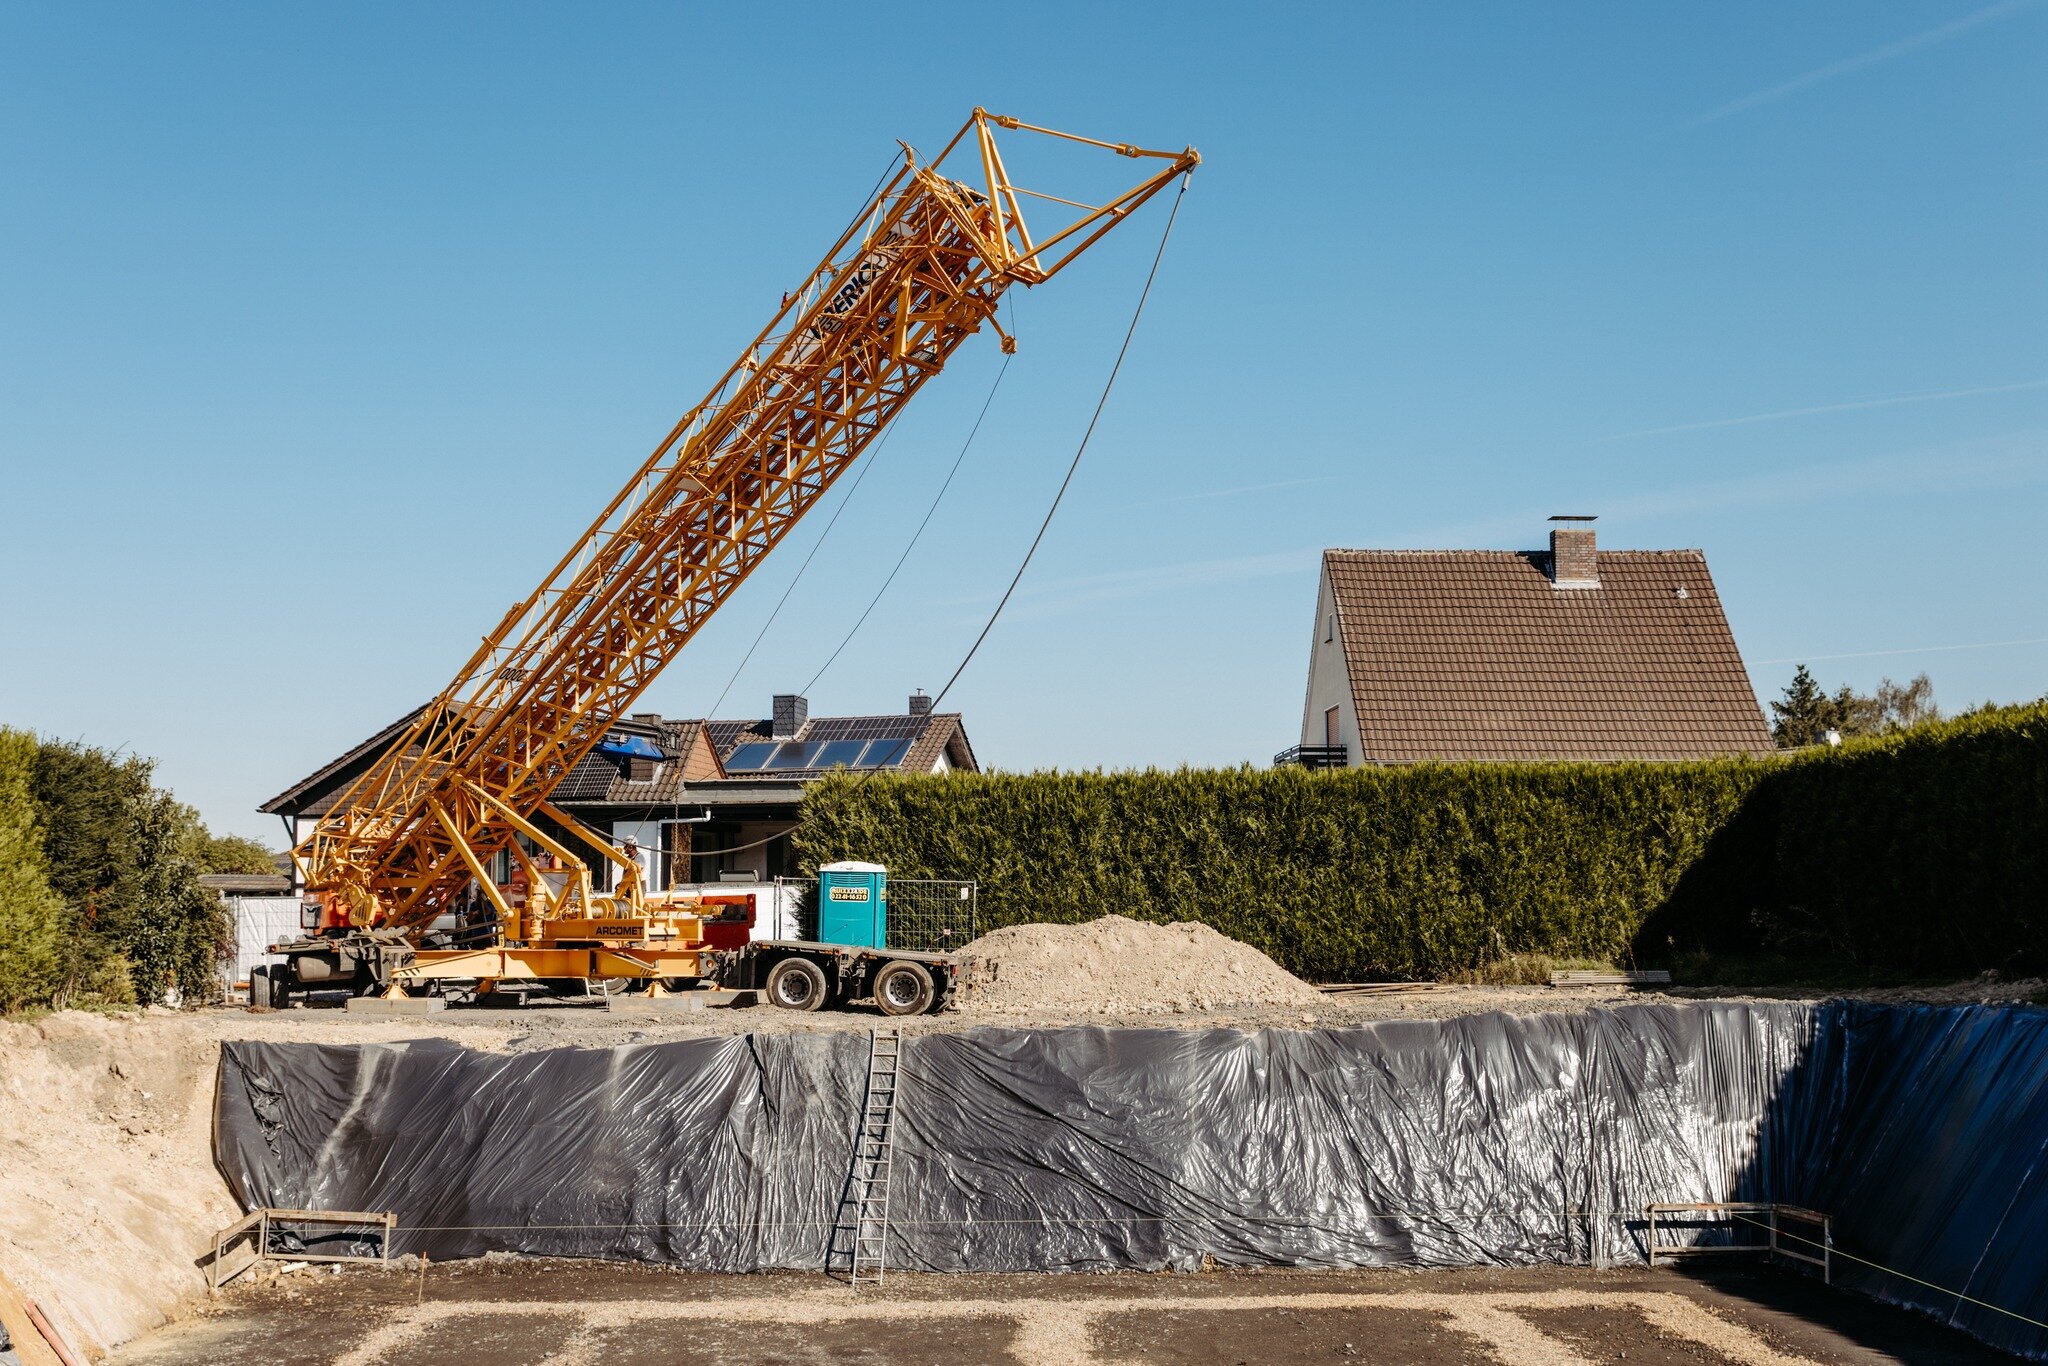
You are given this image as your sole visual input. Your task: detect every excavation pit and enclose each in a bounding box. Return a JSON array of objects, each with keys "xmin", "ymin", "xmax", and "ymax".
[
  {"xmin": 6, "ymin": 994, "xmax": 2044, "ymax": 1362},
  {"xmin": 206, "ymin": 1002, "xmax": 2048, "ymax": 1358}
]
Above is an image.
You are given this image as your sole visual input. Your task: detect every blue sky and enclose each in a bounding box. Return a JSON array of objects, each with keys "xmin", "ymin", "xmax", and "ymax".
[{"xmin": 3, "ymin": 2, "xmax": 2044, "ymax": 843}]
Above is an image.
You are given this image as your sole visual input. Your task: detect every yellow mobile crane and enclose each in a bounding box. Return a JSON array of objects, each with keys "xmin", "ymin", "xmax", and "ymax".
[{"xmin": 261, "ymin": 110, "xmax": 1196, "ymax": 1011}]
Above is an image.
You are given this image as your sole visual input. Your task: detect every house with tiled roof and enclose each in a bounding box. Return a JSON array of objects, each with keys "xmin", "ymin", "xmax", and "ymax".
[
  {"xmin": 553, "ymin": 691, "xmax": 975, "ymax": 885},
  {"xmin": 1278, "ymin": 517, "xmax": 1773, "ymax": 768},
  {"xmin": 261, "ymin": 690, "xmax": 976, "ymax": 891}
]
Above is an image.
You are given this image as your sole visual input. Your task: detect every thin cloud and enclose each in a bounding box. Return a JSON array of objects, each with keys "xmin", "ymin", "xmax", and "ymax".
[
  {"xmin": 925, "ymin": 431, "xmax": 2044, "ymax": 630},
  {"xmin": 1756, "ymin": 636, "xmax": 2048, "ymax": 665},
  {"xmin": 1605, "ymin": 377, "xmax": 2048, "ymax": 441},
  {"xmin": 1589, "ymin": 427, "xmax": 2048, "ymax": 523},
  {"xmin": 1169, "ymin": 475, "xmax": 1347, "ymax": 503},
  {"xmin": 934, "ymin": 546, "xmax": 1320, "ymax": 619},
  {"xmin": 1377, "ymin": 426, "xmax": 2048, "ymax": 550},
  {"xmin": 1680, "ymin": 0, "xmax": 2040, "ymax": 131}
]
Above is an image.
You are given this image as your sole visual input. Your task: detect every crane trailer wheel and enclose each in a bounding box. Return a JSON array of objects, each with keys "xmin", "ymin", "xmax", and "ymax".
[
  {"xmin": 873, "ymin": 960, "xmax": 936, "ymax": 1017},
  {"xmin": 765, "ymin": 957, "xmax": 830, "ymax": 1012}
]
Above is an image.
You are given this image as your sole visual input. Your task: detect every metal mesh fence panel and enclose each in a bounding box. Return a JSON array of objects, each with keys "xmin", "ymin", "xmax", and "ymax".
[{"xmin": 886, "ymin": 879, "xmax": 977, "ymax": 952}]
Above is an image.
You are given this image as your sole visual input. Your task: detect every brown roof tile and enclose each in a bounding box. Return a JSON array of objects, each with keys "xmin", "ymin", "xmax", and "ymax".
[
  {"xmin": 1325, "ymin": 548, "xmax": 1773, "ymax": 763},
  {"xmin": 554, "ymin": 718, "xmax": 724, "ymax": 804}
]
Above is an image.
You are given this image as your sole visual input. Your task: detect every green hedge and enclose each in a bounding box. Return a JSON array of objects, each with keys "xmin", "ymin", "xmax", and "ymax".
[
  {"xmin": 1646, "ymin": 701, "xmax": 2048, "ymax": 973},
  {"xmin": 793, "ymin": 702, "xmax": 2048, "ymax": 981}
]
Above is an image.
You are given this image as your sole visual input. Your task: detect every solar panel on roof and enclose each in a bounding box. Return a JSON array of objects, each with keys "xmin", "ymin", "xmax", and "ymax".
[
  {"xmin": 815, "ymin": 740, "xmax": 868, "ymax": 768},
  {"xmin": 765, "ymin": 741, "xmax": 819, "ymax": 770},
  {"xmin": 726, "ymin": 742, "xmax": 778, "ymax": 770},
  {"xmin": 806, "ymin": 716, "xmax": 920, "ymax": 742},
  {"xmin": 862, "ymin": 738, "xmax": 911, "ymax": 767}
]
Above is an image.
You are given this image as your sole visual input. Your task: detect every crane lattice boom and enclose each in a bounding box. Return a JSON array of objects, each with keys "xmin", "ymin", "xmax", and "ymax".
[{"xmin": 298, "ymin": 110, "xmax": 1197, "ymax": 933}]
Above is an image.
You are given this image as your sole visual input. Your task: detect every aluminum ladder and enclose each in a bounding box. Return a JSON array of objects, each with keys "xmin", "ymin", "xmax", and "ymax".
[{"xmin": 840, "ymin": 1028, "xmax": 902, "ymax": 1286}]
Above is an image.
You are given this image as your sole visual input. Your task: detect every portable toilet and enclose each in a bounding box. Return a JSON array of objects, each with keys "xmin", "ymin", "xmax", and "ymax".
[{"xmin": 817, "ymin": 861, "xmax": 887, "ymax": 948}]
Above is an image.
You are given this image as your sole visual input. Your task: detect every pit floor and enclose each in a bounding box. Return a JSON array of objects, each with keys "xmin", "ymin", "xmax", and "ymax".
[{"xmin": 112, "ymin": 1260, "xmax": 2014, "ymax": 1365}]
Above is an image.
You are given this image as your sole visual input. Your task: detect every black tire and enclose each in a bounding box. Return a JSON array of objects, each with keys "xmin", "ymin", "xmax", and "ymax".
[
  {"xmin": 764, "ymin": 957, "xmax": 830, "ymax": 1012},
  {"xmin": 249, "ymin": 966, "xmax": 272, "ymax": 1010},
  {"xmin": 872, "ymin": 960, "xmax": 935, "ymax": 1017}
]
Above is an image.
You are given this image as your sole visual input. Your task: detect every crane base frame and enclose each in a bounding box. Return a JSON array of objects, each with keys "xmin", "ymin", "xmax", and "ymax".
[{"xmin": 385, "ymin": 945, "xmax": 718, "ymax": 996}]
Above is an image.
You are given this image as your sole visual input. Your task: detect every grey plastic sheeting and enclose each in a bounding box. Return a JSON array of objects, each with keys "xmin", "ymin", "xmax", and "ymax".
[{"xmin": 214, "ymin": 1001, "xmax": 2048, "ymax": 1358}]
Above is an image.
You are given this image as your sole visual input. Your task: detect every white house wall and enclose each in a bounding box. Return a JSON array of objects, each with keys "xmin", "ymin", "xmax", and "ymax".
[
  {"xmin": 1299, "ymin": 563, "xmax": 1362, "ymax": 765},
  {"xmin": 287, "ymin": 816, "xmax": 319, "ymax": 892}
]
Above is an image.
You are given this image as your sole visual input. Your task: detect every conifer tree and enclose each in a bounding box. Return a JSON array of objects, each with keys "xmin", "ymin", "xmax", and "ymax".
[{"xmin": 1770, "ymin": 665, "xmax": 1837, "ymax": 747}]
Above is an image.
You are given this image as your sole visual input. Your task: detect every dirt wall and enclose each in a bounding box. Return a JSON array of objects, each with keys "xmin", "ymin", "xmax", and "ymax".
[{"xmin": 0, "ymin": 1011, "xmax": 238, "ymax": 1359}]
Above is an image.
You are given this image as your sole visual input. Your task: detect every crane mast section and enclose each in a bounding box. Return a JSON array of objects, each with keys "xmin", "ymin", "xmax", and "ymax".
[{"xmin": 302, "ymin": 111, "xmax": 1196, "ymax": 934}]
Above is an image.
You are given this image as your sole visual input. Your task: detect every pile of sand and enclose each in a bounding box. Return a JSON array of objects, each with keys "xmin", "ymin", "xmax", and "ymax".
[{"xmin": 956, "ymin": 915, "xmax": 1324, "ymax": 1015}]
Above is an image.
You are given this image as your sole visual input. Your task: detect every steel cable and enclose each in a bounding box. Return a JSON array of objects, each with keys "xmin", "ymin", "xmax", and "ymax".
[{"xmin": 686, "ymin": 173, "xmax": 1191, "ymax": 862}]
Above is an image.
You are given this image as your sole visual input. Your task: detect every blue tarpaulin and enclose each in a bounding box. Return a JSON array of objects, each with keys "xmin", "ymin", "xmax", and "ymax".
[{"xmin": 595, "ymin": 734, "xmax": 665, "ymax": 760}]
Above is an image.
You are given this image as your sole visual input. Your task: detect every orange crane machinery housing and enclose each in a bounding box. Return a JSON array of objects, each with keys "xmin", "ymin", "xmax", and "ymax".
[{"xmin": 276, "ymin": 110, "xmax": 1197, "ymax": 1002}]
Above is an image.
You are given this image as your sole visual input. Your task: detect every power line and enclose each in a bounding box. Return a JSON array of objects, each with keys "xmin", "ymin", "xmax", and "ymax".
[
  {"xmin": 924, "ymin": 173, "xmax": 1191, "ymax": 715},
  {"xmin": 805, "ymin": 346, "xmax": 1013, "ymax": 697},
  {"xmin": 690, "ymin": 174, "xmax": 1192, "ymax": 861}
]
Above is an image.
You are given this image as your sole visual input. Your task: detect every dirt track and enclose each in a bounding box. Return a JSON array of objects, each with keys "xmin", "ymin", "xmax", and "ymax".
[
  {"xmin": 112, "ymin": 1261, "xmax": 2010, "ymax": 1365},
  {"xmin": 196, "ymin": 980, "xmax": 1657, "ymax": 1046},
  {"xmin": 170, "ymin": 964, "xmax": 2048, "ymax": 1048}
]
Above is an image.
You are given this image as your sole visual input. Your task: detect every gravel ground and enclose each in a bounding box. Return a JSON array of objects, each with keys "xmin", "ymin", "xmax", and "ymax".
[
  {"xmin": 194, "ymin": 983, "xmax": 1655, "ymax": 1047},
  {"xmin": 110, "ymin": 1259, "xmax": 2013, "ymax": 1365},
  {"xmin": 183, "ymin": 969, "xmax": 2048, "ymax": 1051}
]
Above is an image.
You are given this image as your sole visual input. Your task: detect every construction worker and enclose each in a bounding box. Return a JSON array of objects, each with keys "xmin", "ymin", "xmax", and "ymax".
[{"xmin": 620, "ymin": 838, "xmax": 648, "ymax": 898}]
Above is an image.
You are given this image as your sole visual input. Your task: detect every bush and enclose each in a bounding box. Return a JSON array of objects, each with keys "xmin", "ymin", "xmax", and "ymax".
[
  {"xmin": 14, "ymin": 735, "xmax": 231, "ymax": 1010},
  {"xmin": 62, "ymin": 951, "xmax": 139, "ymax": 1010},
  {"xmin": 795, "ymin": 702, "xmax": 2048, "ymax": 981},
  {"xmin": 0, "ymin": 729, "xmax": 65, "ymax": 1012},
  {"xmin": 196, "ymin": 832, "xmax": 278, "ymax": 876}
]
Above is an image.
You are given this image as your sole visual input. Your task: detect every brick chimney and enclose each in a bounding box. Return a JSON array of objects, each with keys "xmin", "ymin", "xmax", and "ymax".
[
  {"xmin": 1547, "ymin": 515, "xmax": 1598, "ymax": 588},
  {"xmin": 908, "ymin": 689, "xmax": 933, "ymax": 717},
  {"xmin": 772, "ymin": 693, "xmax": 808, "ymax": 738}
]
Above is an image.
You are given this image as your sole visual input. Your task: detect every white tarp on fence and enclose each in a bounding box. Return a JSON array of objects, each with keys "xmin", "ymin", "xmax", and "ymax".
[{"xmin": 223, "ymin": 896, "xmax": 300, "ymax": 990}]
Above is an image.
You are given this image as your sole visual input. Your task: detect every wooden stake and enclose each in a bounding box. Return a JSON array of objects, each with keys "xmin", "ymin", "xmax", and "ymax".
[{"xmin": 0, "ymin": 1270, "xmax": 68, "ymax": 1366}]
